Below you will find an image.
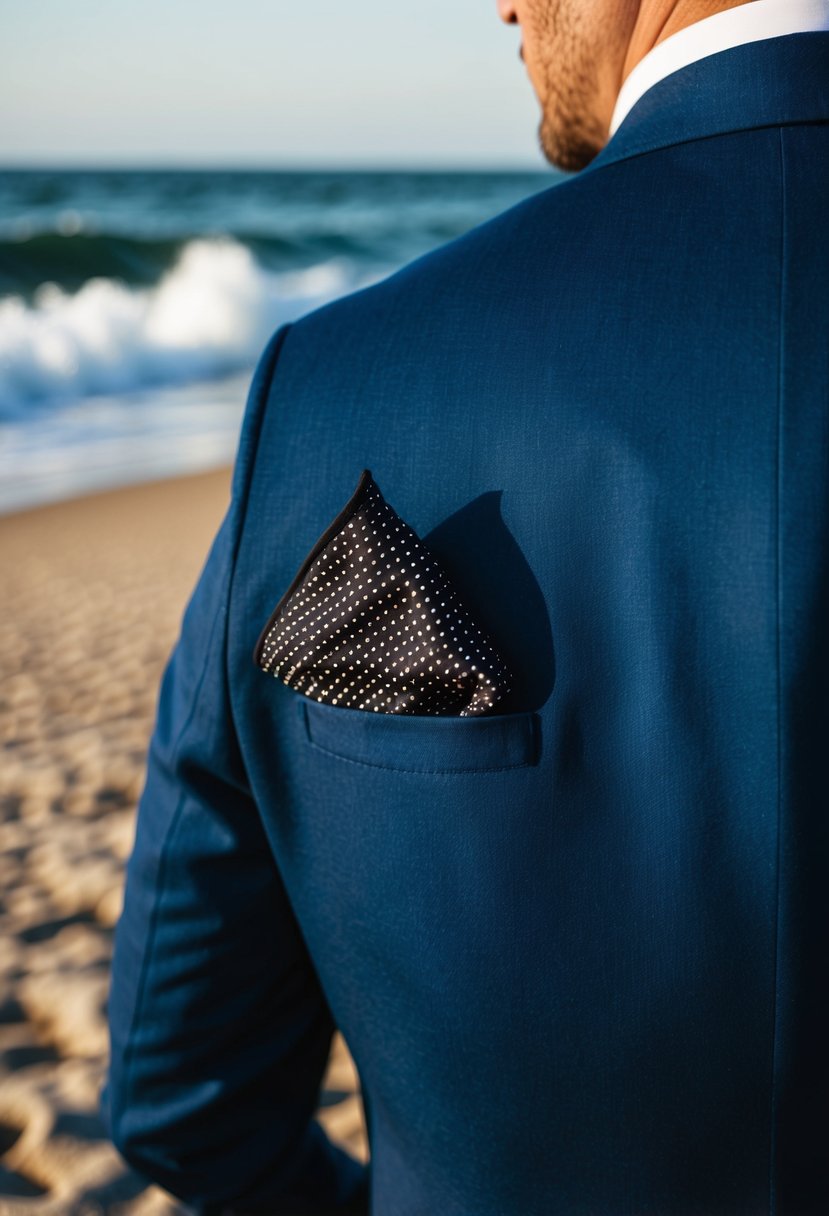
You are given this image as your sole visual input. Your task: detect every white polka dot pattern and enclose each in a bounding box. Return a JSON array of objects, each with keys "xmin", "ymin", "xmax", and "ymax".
[{"xmin": 253, "ymin": 469, "xmax": 512, "ymax": 716}]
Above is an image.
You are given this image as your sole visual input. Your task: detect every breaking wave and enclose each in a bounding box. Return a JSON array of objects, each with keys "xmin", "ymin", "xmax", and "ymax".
[{"xmin": 0, "ymin": 238, "xmax": 375, "ymax": 418}]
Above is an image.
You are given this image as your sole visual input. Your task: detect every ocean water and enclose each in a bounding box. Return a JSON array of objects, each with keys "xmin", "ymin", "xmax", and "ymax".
[{"xmin": 0, "ymin": 168, "xmax": 557, "ymax": 512}]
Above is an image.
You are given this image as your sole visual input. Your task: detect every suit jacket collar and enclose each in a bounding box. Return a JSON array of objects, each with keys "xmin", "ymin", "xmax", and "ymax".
[{"xmin": 581, "ymin": 30, "xmax": 829, "ymax": 177}]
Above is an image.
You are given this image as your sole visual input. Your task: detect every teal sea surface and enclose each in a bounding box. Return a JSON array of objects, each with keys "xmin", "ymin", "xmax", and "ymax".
[{"xmin": 0, "ymin": 169, "xmax": 557, "ymax": 511}]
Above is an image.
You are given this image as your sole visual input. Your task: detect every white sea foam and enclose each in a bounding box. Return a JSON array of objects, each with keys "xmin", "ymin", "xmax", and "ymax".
[{"xmin": 0, "ymin": 238, "xmax": 363, "ymax": 417}]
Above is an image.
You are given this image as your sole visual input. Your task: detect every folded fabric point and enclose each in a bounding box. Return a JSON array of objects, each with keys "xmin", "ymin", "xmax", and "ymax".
[{"xmin": 253, "ymin": 469, "xmax": 512, "ymax": 716}]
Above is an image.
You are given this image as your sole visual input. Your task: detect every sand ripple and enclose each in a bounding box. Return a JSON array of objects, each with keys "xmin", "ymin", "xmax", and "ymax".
[{"xmin": 0, "ymin": 470, "xmax": 367, "ymax": 1214}]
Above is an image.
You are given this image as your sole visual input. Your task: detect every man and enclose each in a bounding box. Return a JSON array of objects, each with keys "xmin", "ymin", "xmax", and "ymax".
[{"xmin": 103, "ymin": 1, "xmax": 829, "ymax": 1213}]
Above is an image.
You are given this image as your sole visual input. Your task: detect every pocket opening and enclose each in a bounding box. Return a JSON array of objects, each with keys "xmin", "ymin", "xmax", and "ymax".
[{"xmin": 300, "ymin": 696, "xmax": 540, "ymax": 774}]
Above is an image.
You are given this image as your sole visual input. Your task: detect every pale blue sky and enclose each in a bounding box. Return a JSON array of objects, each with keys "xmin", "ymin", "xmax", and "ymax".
[{"xmin": 0, "ymin": 1, "xmax": 543, "ymax": 167}]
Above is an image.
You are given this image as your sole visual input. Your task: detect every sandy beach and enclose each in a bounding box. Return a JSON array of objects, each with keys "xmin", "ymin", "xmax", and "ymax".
[{"xmin": 0, "ymin": 469, "xmax": 368, "ymax": 1214}]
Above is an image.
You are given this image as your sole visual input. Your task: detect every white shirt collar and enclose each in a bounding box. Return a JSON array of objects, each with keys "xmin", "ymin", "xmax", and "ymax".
[{"xmin": 609, "ymin": 0, "xmax": 829, "ymax": 137}]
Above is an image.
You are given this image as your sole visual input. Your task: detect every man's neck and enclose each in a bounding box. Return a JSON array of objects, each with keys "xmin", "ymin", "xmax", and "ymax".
[
  {"xmin": 607, "ymin": 0, "xmax": 829, "ymax": 138},
  {"xmin": 621, "ymin": 0, "xmax": 753, "ymax": 89}
]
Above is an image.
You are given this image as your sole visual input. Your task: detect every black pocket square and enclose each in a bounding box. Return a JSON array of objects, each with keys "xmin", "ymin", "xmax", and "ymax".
[{"xmin": 253, "ymin": 470, "xmax": 512, "ymax": 716}]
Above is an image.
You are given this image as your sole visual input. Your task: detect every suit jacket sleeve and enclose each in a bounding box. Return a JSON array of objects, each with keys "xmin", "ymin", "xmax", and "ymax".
[{"xmin": 101, "ymin": 324, "xmax": 370, "ymax": 1216}]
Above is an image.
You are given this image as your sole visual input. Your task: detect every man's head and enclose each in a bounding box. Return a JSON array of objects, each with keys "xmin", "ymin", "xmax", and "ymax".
[{"xmin": 497, "ymin": 0, "xmax": 754, "ymax": 172}]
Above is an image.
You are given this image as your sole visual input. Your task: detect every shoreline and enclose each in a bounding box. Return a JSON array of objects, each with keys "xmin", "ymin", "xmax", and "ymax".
[
  {"xmin": 0, "ymin": 371, "xmax": 253, "ymax": 519},
  {"xmin": 0, "ymin": 460, "xmax": 234, "ymax": 521}
]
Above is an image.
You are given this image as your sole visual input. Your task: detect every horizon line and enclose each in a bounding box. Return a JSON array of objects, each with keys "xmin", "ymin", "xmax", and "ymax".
[{"xmin": 0, "ymin": 159, "xmax": 552, "ymax": 175}]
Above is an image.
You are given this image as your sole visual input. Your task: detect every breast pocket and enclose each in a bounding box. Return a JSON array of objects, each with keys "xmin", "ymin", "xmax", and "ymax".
[{"xmin": 300, "ymin": 695, "xmax": 540, "ymax": 775}]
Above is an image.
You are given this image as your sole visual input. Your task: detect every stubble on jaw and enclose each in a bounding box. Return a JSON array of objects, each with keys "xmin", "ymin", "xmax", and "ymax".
[{"xmin": 533, "ymin": 2, "xmax": 620, "ymax": 172}]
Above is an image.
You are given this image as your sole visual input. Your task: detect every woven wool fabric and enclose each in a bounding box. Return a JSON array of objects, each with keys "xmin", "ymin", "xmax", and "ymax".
[{"xmin": 253, "ymin": 469, "xmax": 512, "ymax": 715}]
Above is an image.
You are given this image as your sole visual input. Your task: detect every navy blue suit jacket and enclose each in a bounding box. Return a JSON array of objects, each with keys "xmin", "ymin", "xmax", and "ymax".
[{"xmin": 103, "ymin": 32, "xmax": 829, "ymax": 1216}]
